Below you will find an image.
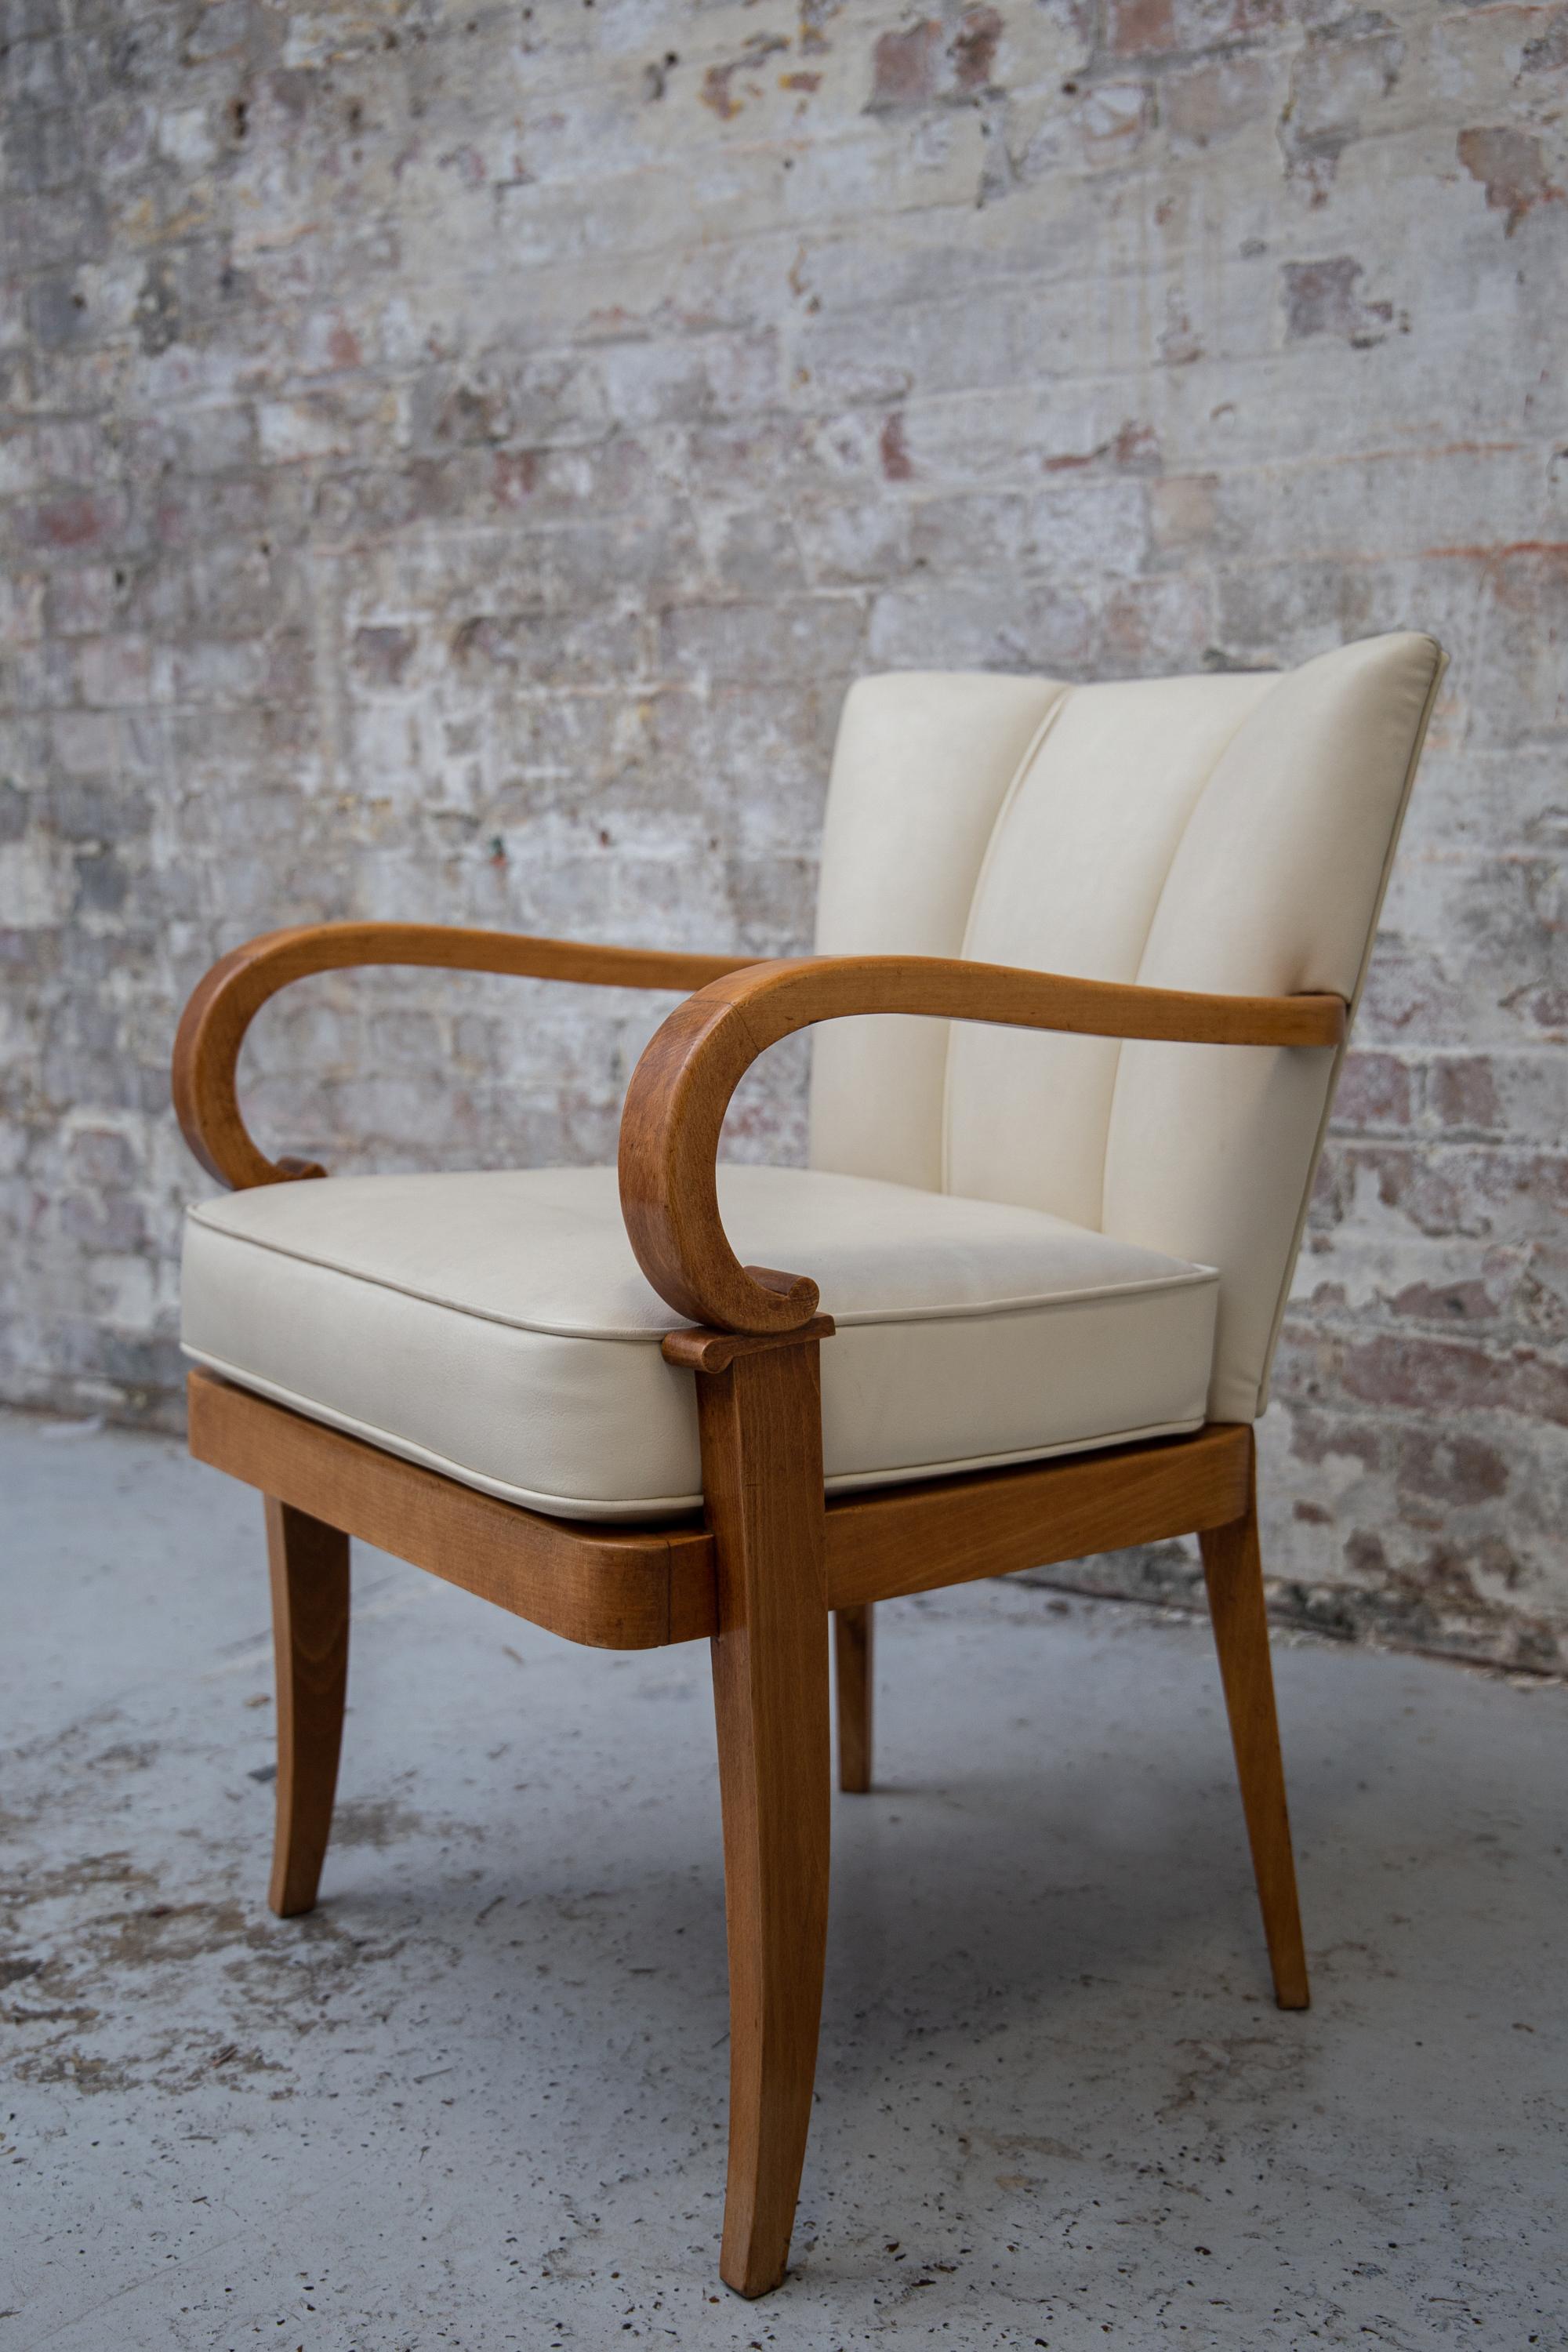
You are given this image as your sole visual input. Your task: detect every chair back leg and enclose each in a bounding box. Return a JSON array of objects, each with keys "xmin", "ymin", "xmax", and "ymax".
[
  {"xmin": 834, "ymin": 1604, "xmax": 874, "ymax": 1792},
  {"xmin": 264, "ymin": 1496, "xmax": 350, "ymax": 1918},
  {"xmin": 1198, "ymin": 1442, "xmax": 1310, "ymax": 2010},
  {"xmin": 689, "ymin": 1330, "xmax": 833, "ymax": 2299}
]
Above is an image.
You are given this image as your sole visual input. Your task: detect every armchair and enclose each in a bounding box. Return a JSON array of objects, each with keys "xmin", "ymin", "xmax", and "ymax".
[{"xmin": 173, "ymin": 630, "xmax": 1443, "ymax": 2296}]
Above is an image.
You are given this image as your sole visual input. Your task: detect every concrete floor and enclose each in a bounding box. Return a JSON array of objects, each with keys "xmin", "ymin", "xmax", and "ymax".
[{"xmin": 2, "ymin": 1415, "xmax": 1564, "ymax": 2352}]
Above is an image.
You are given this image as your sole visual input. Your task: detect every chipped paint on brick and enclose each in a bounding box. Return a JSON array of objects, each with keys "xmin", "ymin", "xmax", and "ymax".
[
  {"xmin": 1281, "ymin": 255, "xmax": 1394, "ymax": 345},
  {"xmin": 1457, "ymin": 125, "xmax": 1563, "ymax": 234},
  {"xmin": 868, "ymin": 5, "xmax": 1002, "ymax": 110}
]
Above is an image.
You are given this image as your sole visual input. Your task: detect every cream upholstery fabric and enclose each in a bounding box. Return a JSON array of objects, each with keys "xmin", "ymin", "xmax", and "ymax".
[
  {"xmin": 809, "ymin": 671, "xmax": 1065, "ymax": 1192},
  {"xmin": 182, "ymin": 1166, "xmax": 1218, "ymax": 1520},
  {"xmin": 808, "ymin": 633, "xmax": 1444, "ymax": 1422}
]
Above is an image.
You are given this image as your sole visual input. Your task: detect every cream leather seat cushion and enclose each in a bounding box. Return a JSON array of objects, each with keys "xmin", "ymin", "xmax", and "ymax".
[{"xmin": 181, "ymin": 1166, "xmax": 1219, "ymax": 1521}]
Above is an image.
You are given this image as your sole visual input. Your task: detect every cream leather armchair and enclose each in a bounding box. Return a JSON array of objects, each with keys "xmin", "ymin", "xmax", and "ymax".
[{"xmin": 173, "ymin": 630, "xmax": 1444, "ymax": 2297}]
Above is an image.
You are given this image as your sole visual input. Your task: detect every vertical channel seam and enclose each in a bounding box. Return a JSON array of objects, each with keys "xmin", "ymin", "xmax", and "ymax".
[
  {"xmin": 939, "ymin": 683, "xmax": 1074, "ymax": 1194},
  {"xmin": 1095, "ymin": 670, "xmax": 1284, "ymax": 1232}
]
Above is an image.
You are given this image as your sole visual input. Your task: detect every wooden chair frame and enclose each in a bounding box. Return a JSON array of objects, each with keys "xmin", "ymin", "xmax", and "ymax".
[{"xmin": 175, "ymin": 922, "xmax": 1342, "ymax": 2296}]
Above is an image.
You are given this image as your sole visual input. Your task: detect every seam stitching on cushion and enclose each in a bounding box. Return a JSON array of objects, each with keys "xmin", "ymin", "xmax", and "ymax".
[
  {"xmin": 822, "ymin": 1414, "xmax": 1209, "ymax": 1493},
  {"xmin": 831, "ymin": 1265, "xmax": 1215, "ymax": 1323},
  {"xmin": 180, "ymin": 1345, "xmax": 707, "ymax": 1516},
  {"xmin": 180, "ymin": 1342, "xmax": 1207, "ymax": 1515},
  {"xmin": 185, "ymin": 1209, "xmax": 676, "ymax": 1341},
  {"xmin": 941, "ymin": 681, "xmax": 1074, "ymax": 1192},
  {"xmin": 185, "ymin": 1203, "xmax": 1218, "ymax": 1336}
]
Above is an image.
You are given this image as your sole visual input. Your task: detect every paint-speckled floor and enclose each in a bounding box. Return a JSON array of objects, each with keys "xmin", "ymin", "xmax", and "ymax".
[{"xmin": 2, "ymin": 1410, "xmax": 1564, "ymax": 2350}]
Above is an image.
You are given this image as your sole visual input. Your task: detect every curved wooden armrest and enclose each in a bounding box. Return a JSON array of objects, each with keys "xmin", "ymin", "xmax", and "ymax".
[
  {"xmin": 173, "ymin": 921, "xmax": 757, "ymax": 1190},
  {"xmin": 619, "ymin": 955, "xmax": 1347, "ymax": 1336}
]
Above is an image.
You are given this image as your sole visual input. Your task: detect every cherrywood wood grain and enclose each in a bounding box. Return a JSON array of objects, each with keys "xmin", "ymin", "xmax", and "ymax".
[
  {"xmin": 695, "ymin": 1333, "xmax": 832, "ymax": 2299},
  {"xmin": 662, "ymin": 1313, "xmax": 835, "ymax": 1373},
  {"xmin": 265, "ymin": 1497, "xmax": 350, "ymax": 1918},
  {"xmin": 172, "ymin": 920, "xmax": 757, "ymax": 1192},
  {"xmin": 823, "ymin": 1423, "xmax": 1253, "ymax": 1610},
  {"xmin": 1199, "ymin": 1436, "xmax": 1311, "ymax": 2012},
  {"xmin": 187, "ymin": 1368, "xmax": 716, "ymax": 1650},
  {"xmin": 619, "ymin": 954, "xmax": 1347, "ymax": 1334},
  {"xmin": 834, "ymin": 1606, "xmax": 873, "ymax": 1795}
]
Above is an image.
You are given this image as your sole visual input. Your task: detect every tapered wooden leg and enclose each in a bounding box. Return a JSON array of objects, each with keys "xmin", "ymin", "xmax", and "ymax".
[
  {"xmin": 676, "ymin": 1326, "xmax": 831, "ymax": 2299},
  {"xmin": 834, "ymin": 1605, "xmax": 873, "ymax": 1794},
  {"xmin": 264, "ymin": 1495, "xmax": 350, "ymax": 1919},
  {"xmin": 1198, "ymin": 1440, "xmax": 1309, "ymax": 2011}
]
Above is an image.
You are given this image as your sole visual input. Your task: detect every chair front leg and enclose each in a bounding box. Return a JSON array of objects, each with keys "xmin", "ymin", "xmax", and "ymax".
[
  {"xmin": 670, "ymin": 1322, "xmax": 833, "ymax": 2299},
  {"xmin": 264, "ymin": 1497, "xmax": 350, "ymax": 1918},
  {"xmin": 1198, "ymin": 1439, "xmax": 1310, "ymax": 2011}
]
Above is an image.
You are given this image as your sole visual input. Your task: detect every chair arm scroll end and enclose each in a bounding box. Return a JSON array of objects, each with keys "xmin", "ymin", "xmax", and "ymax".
[{"xmin": 662, "ymin": 1313, "xmax": 837, "ymax": 1374}]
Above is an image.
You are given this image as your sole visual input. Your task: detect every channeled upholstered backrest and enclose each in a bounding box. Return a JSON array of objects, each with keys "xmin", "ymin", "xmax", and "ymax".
[{"xmin": 808, "ymin": 633, "xmax": 1444, "ymax": 1423}]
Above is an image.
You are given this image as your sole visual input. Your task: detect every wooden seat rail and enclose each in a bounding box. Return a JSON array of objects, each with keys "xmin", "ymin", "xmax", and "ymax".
[{"xmin": 188, "ymin": 1367, "xmax": 1251, "ymax": 1644}]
